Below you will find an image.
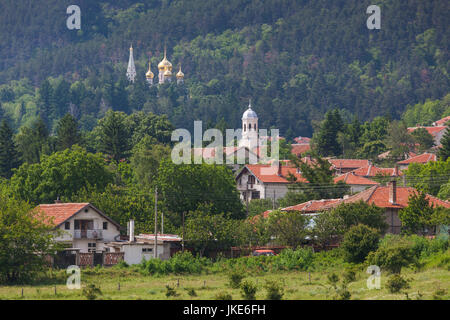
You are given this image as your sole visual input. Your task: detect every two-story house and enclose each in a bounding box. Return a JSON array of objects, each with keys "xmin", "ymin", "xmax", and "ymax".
[{"xmin": 37, "ymin": 202, "xmax": 121, "ymax": 253}]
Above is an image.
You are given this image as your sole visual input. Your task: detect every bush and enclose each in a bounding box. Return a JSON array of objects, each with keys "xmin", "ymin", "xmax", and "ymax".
[
  {"xmin": 184, "ymin": 288, "xmax": 197, "ymax": 297},
  {"xmin": 264, "ymin": 280, "xmax": 284, "ymax": 300},
  {"xmin": 241, "ymin": 280, "xmax": 257, "ymax": 300},
  {"xmin": 341, "ymin": 224, "xmax": 380, "ymax": 263},
  {"xmin": 342, "ymin": 268, "xmax": 357, "ymax": 284},
  {"xmin": 386, "ymin": 274, "xmax": 410, "ymax": 293},
  {"xmin": 165, "ymin": 285, "xmax": 179, "ymax": 297},
  {"xmin": 82, "ymin": 283, "xmax": 102, "ymax": 300},
  {"xmin": 215, "ymin": 292, "xmax": 233, "ymax": 300},
  {"xmin": 327, "ymin": 273, "xmax": 339, "ymax": 288},
  {"xmin": 366, "ymin": 238, "xmax": 417, "ymax": 274},
  {"xmin": 272, "ymin": 248, "xmax": 314, "ymax": 271},
  {"xmin": 141, "ymin": 251, "xmax": 210, "ymax": 275},
  {"xmin": 228, "ymin": 270, "xmax": 245, "ymax": 289}
]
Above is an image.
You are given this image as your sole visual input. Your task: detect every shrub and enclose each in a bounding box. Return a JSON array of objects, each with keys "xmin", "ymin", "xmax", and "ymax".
[
  {"xmin": 264, "ymin": 280, "xmax": 284, "ymax": 300},
  {"xmin": 165, "ymin": 285, "xmax": 179, "ymax": 297},
  {"xmin": 82, "ymin": 283, "xmax": 102, "ymax": 300},
  {"xmin": 342, "ymin": 268, "xmax": 357, "ymax": 284},
  {"xmin": 432, "ymin": 287, "xmax": 447, "ymax": 300},
  {"xmin": 334, "ymin": 283, "xmax": 351, "ymax": 300},
  {"xmin": 327, "ymin": 273, "xmax": 339, "ymax": 289},
  {"xmin": 115, "ymin": 260, "xmax": 129, "ymax": 269},
  {"xmin": 367, "ymin": 238, "xmax": 417, "ymax": 274},
  {"xmin": 241, "ymin": 280, "xmax": 257, "ymax": 300},
  {"xmin": 386, "ymin": 274, "xmax": 410, "ymax": 293},
  {"xmin": 341, "ymin": 224, "xmax": 380, "ymax": 263},
  {"xmin": 215, "ymin": 292, "xmax": 233, "ymax": 300},
  {"xmin": 185, "ymin": 288, "xmax": 197, "ymax": 297},
  {"xmin": 228, "ymin": 270, "xmax": 245, "ymax": 289},
  {"xmin": 272, "ymin": 248, "xmax": 314, "ymax": 271}
]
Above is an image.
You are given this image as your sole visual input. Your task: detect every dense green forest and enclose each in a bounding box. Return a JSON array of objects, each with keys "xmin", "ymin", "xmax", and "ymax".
[{"xmin": 0, "ymin": 0, "xmax": 448, "ymax": 138}]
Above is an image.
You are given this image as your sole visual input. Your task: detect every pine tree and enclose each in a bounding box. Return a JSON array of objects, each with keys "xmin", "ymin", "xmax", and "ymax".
[
  {"xmin": 315, "ymin": 109, "xmax": 344, "ymax": 156},
  {"xmin": 0, "ymin": 119, "xmax": 20, "ymax": 178},
  {"xmin": 438, "ymin": 129, "xmax": 450, "ymax": 161},
  {"xmin": 56, "ymin": 114, "xmax": 81, "ymax": 151}
]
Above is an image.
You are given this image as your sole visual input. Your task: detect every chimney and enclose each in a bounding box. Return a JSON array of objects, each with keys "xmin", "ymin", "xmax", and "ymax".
[
  {"xmin": 277, "ymin": 161, "xmax": 282, "ymax": 176},
  {"xmin": 129, "ymin": 219, "xmax": 135, "ymax": 242},
  {"xmin": 394, "ymin": 165, "xmax": 399, "ymax": 177},
  {"xmin": 54, "ymin": 196, "xmax": 62, "ymax": 204},
  {"xmin": 389, "ymin": 180, "xmax": 397, "ymax": 204}
]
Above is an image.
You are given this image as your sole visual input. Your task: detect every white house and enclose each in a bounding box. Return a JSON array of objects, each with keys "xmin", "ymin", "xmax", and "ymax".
[
  {"xmin": 37, "ymin": 202, "xmax": 121, "ymax": 253},
  {"xmin": 106, "ymin": 232, "xmax": 182, "ymax": 265},
  {"xmin": 235, "ymin": 162, "xmax": 307, "ymax": 202}
]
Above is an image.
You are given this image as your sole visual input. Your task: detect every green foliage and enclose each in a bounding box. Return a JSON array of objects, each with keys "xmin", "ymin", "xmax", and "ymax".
[
  {"xmin": 55, "ymin": 114, "xmax": 81, "ymax": 151},
  {"xmin": 398, "ymin": 190, "xmax": 438, "ymax": 235},
  {"xmin": 402, "ymin": 95, "xmax": 450, "ymax": 127},
  {"xmin": 240, "ymin": 280, "xmax": 257, "ymax": 300},
  {"xmin": 10, "ymin": 146, "xmax": 113, "ymax": 204},
  {"xmin": 0, "ymin": 119, "xmax": 20, "ymax": 178},
  {"xmin": 82, "ymin": 283, "xmax": 102, "ymax": 300},
  {"xmin": 140, "ymin": 251, "xmax": 210, "ymax": 276},
  {"xmin": 366, "ymin": 236, "xmax": 418, "ymax": 274},
  {"xmin": 438, "ymin": 128, "xmax": 450, "ymax": 161},
  {"xmin": 405, "ymin": 159, "xmax": 450, "ymax": 196},
  {"xmin": 342, "ymin": 268, "xmax": 357, "ymax": 284},
  {"xmin": 341, "ymin": 224, "xmax": 380, "ymax": 263},
  {"xmin": 264, "ymin": 280, "xmax": 284, "ymax": 300},
  {"xmin": 266, "ymin": 210, "xmax": 309, "ymax": 248},
  {"xmin": 228, "ymin": 270, "xmax": 245, "ymax": 289},
  {"xmin": 157, "ymin": 159, "xmax": 244, "ymax": 224},
  {"xmin": 270, "ymin": 248, "xmax": 314, "ymax": 271},
  {"xmin": 184, "ymin": 287, "xmax": 197, "ymax": 297},
  {"xmin": 410, "ymin": 128, "xmax": 435, "ymax": 153},
  {"xmin": 0, "ymin": 188, "xmax": 60, "ymax": 284},
  {"xmin": 165, "ymin": 285, "xmax": 179, "ymax": 298},
  {"xmin": 386, "ymin": 274, "xmax": 410, "ymax": 294},
  {"xmin": 247, "ymin": 199, "xmax": 274, "ymax": 217},
  {"xmin": 314, "ymin": 109, "xmax": 344, "ymax": 157},
  {"xmin": 214, "ymin": 292, "xmax": 233, "ymax": 300}
]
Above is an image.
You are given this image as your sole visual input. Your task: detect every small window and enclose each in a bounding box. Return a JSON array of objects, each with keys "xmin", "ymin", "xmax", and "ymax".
[
  {"xmin": 103, "ymin": 222, "xmax": 108, "ymax": 230},
  {"xmin": 244, "ymin": 124, "xmax": 246, "ymax": 132},
  {"xmin": 64, "ymin": 222, "xmax": 70, "ymax": 230},
  {"xmin": 142, "ymin": 248, "xmax": 153, "ymax": 253},
  {"xmin": 74, "ymin": 220, "xmax": 80, "ymax": 230},
  {"xmin": 248, "ymin": 175, "xmax": 255, "ymax": 184},
  {"xmin": 249, "ymin": 123, "xmax": 252, "ymax": 130},
  {"xmin": 251, "ymin": 191, "xmax": 260, "ymax": 199},
  {"xmin": 88, "ymin": 243, "xmax": 96, "ymax": 253}
]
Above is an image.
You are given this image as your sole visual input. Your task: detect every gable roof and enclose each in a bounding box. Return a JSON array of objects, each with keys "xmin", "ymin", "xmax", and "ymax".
[
  {"xmin": 333, "ymin": 172, "xmax": 379, "ymax": 186},
  {"xmin": 323, "ymin": 185, "xmax": 450, "ymax": 210},
  {"xmin": 291, "ymin": 144, "xmax": 311, "ymax": 157},
  {"xmin": 397, "ymin": 153, "xmax": 437, "ymax": 165},
  {"xmin": 433, "ymin": 116, "xmax": 450, "ymax": 127},
  {"xmin": 282, "ymin": 199, "xmax": 342, "ymax": 213},
  {"xmin": 408, "ymin": 126, "xmax": 447, "ymax": 137},
  {"xmin": 352, "ymin": 165, "xmax": 402, "ymax": 177},
  {"xmin": 328, "ymin": 159, "xmax": 370, "ymax": 169},
  {"xmin": 238, "ymin": 164, "xmax": 308, "ymax": 184},
  {"xmin": 36, "ymin": 203, "xmax": 121, "ymax": 228}
]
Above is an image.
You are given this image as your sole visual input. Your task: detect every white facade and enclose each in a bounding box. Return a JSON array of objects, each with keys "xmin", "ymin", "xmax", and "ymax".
[
  {"xmin": 54, "ymin": 205, "xmax": 121, "ymax": 253},
  {"xmin": 236, "ymin": 169, "xmax": 290, "ymax": 202}
]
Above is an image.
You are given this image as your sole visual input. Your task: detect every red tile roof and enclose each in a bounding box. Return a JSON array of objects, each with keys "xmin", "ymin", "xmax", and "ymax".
[
  {"xmin": 433, "ymin": 116, "xmax": 450, "ymax": 127},
  {"xmin": 293, "ymin": 136, "xmax": 311, "ymax": 144},
  {"xmin": 397, "ymin": 153, "xmax": 437, "ymax": 165},
  {"xmin": 323, "ymin": 185, "xmax": 450, "ymax": 209},
  {"xmin": 408, "ymin": 126, "xmax": 447, "ymax": 137},
  {"xmin": 328, "ymin": 159, "xmax": 370, "ymax": 169},
  {"xmin": 242, "ymin": 164, "xmax": 308, "ymax": 184},
  {"xmin": 333, "ymin": 172, "xmax": 379, "ymax": 185},
  {"xmin": 282, "ymin": 199, "xmax": 342, "ymax": 213},
  {"xmin": 37, "ymin": 203, "xmax": 90, "ymax": 226},
  {"xmin": 291, "ymin": 144, "xmax": 311, "ymax": 157},
  {"xmin": 352, "ymin": 165, "xmax": 402, "ymax": 177}
]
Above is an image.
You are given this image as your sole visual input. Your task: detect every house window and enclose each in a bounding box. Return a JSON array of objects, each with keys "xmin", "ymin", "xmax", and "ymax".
[
  {"xmin": 142, "ymin": 248, "xmax": 153, "ymax": 253},
  {"xmin": 74, "ymin": 220, "xmax": 80, "ymax": 230},
  {"xmin": 64, "ymin": 222, "xmax": 70, "ymax": 230},
  {"xmin": 251, "ymin": 191, "xmax": 260, "ymax": 199},
  {"xmin": 249, "ymin": 123, "xmax": 252, "ymax": 130},
  {"xmin": 103, "ymin": 222, "xmax": 108, "ymax": 230},
  {"xmin": 88, "ymin": 243, "xmax": 96, "ymax": 253},
  {"xmin": 248, "ymin": 175, "xmax": 255, "ymax": 185}
]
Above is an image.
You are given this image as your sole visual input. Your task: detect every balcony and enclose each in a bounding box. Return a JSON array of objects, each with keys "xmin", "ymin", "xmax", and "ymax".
[{"xmin": 74, "ymin": 229, "xmax": 103, "ymax": 240}]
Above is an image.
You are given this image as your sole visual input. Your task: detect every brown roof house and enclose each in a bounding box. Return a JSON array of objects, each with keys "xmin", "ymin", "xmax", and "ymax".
[{"xmin": 37, "ymin": 202, "xmax": 121, "ymax": 253}]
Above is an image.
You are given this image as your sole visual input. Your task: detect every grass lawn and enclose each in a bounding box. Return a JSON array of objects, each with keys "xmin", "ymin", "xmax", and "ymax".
[{"xmin": 0, "ymin": 266, "xmax": 448, "ymax": 300}]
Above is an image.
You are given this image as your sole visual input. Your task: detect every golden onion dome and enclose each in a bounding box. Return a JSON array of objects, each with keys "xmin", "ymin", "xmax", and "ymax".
[
  {"xmin": 146, "ymin": 63, "xmax": 154, "ymax": 79},
  {"xmin": 176, "ymin": 66, "xmax": 184, "ymax": 79},
  {"xmin": 158, "ymin": 48, "xmax": 172, "ymax": 70},
  {"xmin": 163, "ymin": 69, "xmax": 172, "ymax": 77}
]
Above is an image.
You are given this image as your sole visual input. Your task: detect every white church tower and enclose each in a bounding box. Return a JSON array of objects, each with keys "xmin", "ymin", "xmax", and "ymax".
[
  {"xmin": 126, "ymin": 45, "xmax": 137, "ymax": 83},
  {"xmin": 239, "ymin": 99, "xmax": 259, "ymax": 150}
]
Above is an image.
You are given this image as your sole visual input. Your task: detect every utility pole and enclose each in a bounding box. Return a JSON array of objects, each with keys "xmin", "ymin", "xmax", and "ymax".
[
  {"xmin": 246, "ymin": 183, "xmax": 249, "ymax": 217},
  {"xmin": 182, "ymin": 211, "xmax": 185, "ymax": 252},
  {"xmin": 273, "ymin": 190, "xmax": 276, "ymax": 210},
  {"xmin": 161, "ymin": 210, "xmax": 164, "ymax": 235},
  {"xmin": 154, "ymin": 186, "xmax": 158, "ymax": 259}
]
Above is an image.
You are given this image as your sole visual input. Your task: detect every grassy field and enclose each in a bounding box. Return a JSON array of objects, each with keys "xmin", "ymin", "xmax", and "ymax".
[{"xmin": 0, "ymin": 266, "xmax": 448, "ymax": 300}]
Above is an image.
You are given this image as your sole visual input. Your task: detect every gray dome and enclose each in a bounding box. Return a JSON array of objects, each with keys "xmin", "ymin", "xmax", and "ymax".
[{"xmin": 242, "ymin": 106, "xmax": 258, "ymax": 119}]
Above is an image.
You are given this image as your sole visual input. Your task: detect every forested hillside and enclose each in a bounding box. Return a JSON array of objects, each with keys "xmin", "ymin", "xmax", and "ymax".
[{"xmin": 0, "ymin": 0, "xmax": 448, "ymax": 137}]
